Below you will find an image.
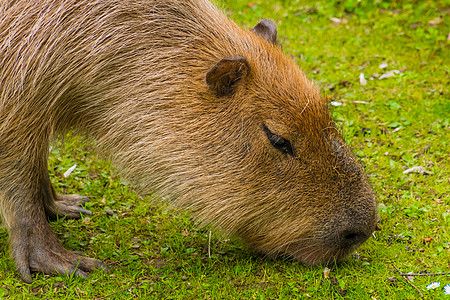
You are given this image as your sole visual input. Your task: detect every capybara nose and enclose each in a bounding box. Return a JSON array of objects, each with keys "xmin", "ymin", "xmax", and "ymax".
[{"xmin": 340, "ymin": 230, "xmax": 368, "ymax": 249}]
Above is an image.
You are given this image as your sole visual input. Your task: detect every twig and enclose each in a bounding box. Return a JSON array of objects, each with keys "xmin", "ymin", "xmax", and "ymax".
[
  {"xmin": 399, "ymin": 272, "xmax": 450, "ymax": 277},
  {"xmin": 393, "ymin": 265, "xmax": 423, "ymax": 298},
  {"xmin": 96, "ymin": 282, "xmax": 143, "ymax": 300}
]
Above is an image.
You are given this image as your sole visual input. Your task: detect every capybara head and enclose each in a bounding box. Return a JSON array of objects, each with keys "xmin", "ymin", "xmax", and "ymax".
[
  {"xmin": 200, "ymin": 20, "xmax": 377, "ymax": 265},
  {"xmin": 119, "ymin": 17, "xmax": 378, "ymax": 265}
]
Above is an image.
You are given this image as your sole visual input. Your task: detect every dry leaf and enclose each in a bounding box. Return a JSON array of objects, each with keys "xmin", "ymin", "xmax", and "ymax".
[
  {"xmin": 429, "ymin": 18, "xmax": 442, "ymax": 27},
  {"xmin": 379, "ymin": 62, "xmax": 388, "ymax": 69},
  {"xmin": 181, "ymin": 230, "xmax": 189, "ymax": 236},
  {"xmin": 379, "ymin": 70, "xmax": 400, "ymax": 79},
  {"xmin": 422, "ymin": 237, "xmax": 433, "ymax": 244},
  {"xmin": 63, "ymin": 164, "xmax": 77, "ymax": 178},
  {"xmin": 403, "ymin": 166, "xmax": 425, "ymax": 174},
  {"xmin": 403, "ymin": 166, "xmax": 433, "ymax": 175},
  {"xmin": 323, "ymin": 95, "xmax": 333, "ymax": 102},
  {"xmin": 359, "ymin": 73, "xmax": 367, "ymax": 85},
  {"xmin": 330, "ymin": 17, "xmax": 347, "ymax": 24},
  {"xmin": 341, "ymin": 79, "xmax": 350, "ymax": 86},
  {"xmin": 324, "ymin": 267, "xmax": 330, "ymax": 278}
]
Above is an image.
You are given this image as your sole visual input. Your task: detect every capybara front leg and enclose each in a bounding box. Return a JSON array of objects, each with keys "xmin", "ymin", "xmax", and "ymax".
[{"xmin": 0, "ymin": 175, "xmax": 108, "ymax": 282}]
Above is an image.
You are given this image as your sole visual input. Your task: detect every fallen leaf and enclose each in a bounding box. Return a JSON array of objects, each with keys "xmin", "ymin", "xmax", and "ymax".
[
  {"xmin": 379, "ymin": 62, "xmax": 388, "ymax": 69},
  {"xmin": 341, "ymin": 79, "xmax": 350, "ymax": 86},
  {"xmin": 410, "ymin": 22, "xmax": 421, "ymax": 29},
  {"xmin": 323, "ymin": 95, "xmax": 333, "ymax": 102},
  {"xmin": 181, "ymin": 230, "xmax": 189, "ymax": 236},
  {"xmin": 247, "ymin": 2, "xmax": 256, "ymax": 7},
  {"xmin": 63, "ymin": 164, "xmax": 77, "ymax": 178},
  {"xmin": 403, "ymin": 166, "xmax": 433, "ymax": 175},
  {"xmin": 422, "ymin": 237, "xmax": 433, "ymax": 244},
  {"xmin": 330, "ymin": 17, "xmax": 347, "ymax": 24},
  {"xmin": 429, "ymin": 18, "xmax": 442, "ymax": 27},
  {"xmin": 360, "ymin": 61, "xmax": 370, "ymax": 69},
  {"xmin": 350, "ymin": 101, "xmax": 369, "ymax": 104},
  {"xmin": 379, "ymin": 70, "xmax": 400, "ymax": 79},
  {"xmin": 83, "ymin": 217, "xmax": 91, "ymax": 224},
  {"xmin": 359, "ymin": 73, "xmax": 367, "ymax": 85},
  {"xmin": 324, "ymin": 267, "xmax": 330, "ymax": 278}
]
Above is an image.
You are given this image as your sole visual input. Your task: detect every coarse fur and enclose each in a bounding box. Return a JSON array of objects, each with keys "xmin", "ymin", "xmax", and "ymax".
[{"xmin": 0, "ymin": 0, "xmax": 378, "ymax": 282}]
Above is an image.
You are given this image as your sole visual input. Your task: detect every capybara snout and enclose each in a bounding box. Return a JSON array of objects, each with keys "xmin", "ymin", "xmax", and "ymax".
[{"xmin": 0, "ymin": 0, "xmax": 377, "ymax": 282}]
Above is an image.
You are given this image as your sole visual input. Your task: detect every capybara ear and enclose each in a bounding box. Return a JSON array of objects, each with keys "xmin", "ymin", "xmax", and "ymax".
[
  {"xmin": 252, "ymin": 19, "xmax": 277, "ymax": 44},
  {"xmin": 206, "ymin": 56, "xmax": 250, "ymax": 97}
]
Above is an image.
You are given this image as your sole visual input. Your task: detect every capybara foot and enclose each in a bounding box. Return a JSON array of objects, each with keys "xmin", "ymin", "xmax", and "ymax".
[
  {"xmin": 11, "ymin": 225, "xmax": 109, "ymax": 283},
  {"xmin": 47, "ymin": 194, "xmax": 92, "ymax": 219}
]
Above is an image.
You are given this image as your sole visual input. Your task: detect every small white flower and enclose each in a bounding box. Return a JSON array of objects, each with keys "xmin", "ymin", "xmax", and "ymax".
[
  {"xmin": 444, "ymin": 284, "xmax": 450, "ymax": 295},
  {"xmin": 426, "ymin": 282, "xmax": 440, "ymax": 290}
]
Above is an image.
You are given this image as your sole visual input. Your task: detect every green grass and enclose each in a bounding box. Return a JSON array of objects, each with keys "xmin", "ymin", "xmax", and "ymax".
[{"xmin": 1, "ymin": 0, "xmax": 449, "ymax": 299}]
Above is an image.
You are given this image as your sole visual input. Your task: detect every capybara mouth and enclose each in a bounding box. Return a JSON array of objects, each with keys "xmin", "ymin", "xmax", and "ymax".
[{"xmin": 283, "ymin": 219, "xmax": 377, "ymax": 266}]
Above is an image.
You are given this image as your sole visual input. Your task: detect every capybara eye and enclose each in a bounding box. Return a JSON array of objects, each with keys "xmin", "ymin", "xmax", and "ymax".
[{"xmin": 262, "ymin": 124, "xmax": 295, "ymax": 157}]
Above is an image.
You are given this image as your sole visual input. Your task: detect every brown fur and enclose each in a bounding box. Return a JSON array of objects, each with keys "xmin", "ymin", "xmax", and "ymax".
[{"xmin": 0, "ymin": 0, "xmax": 378, "ymax": 282}]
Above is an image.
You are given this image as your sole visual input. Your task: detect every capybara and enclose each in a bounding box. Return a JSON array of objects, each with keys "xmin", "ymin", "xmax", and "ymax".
[{"xmin": 0, "ymin": 0, "xmax": 378, "ymax": 282}]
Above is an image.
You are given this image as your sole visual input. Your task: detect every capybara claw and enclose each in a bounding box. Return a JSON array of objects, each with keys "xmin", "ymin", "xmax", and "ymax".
[
  {"xmin": 65, "ymin": 267, "xmax": 89, "ymax": 280},
  {"xmin": 96, "ymin": 261, "xmax": 111, "ymax": 273},
  {"xmin": 78, "ymin": 208, "xmax": 92, "ymax": 215},
  {"xmin": 45, "ymin": 194, "xmax": 92, "ymax": 219},
  {"xmin": 17, "ymin": 269, "xmax": 33, "ymax": 284}
]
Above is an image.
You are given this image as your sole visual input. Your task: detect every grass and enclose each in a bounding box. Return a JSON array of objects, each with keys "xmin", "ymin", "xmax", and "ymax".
[{"xmin": 1, "ymin": 0, "xmax": 449, "ymax": 299}]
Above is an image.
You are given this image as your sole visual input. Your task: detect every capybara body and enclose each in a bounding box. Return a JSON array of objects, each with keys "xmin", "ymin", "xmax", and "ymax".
[{"xmin": 0, "ymin": 0, "xmax": 378, "ymax": 282}]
